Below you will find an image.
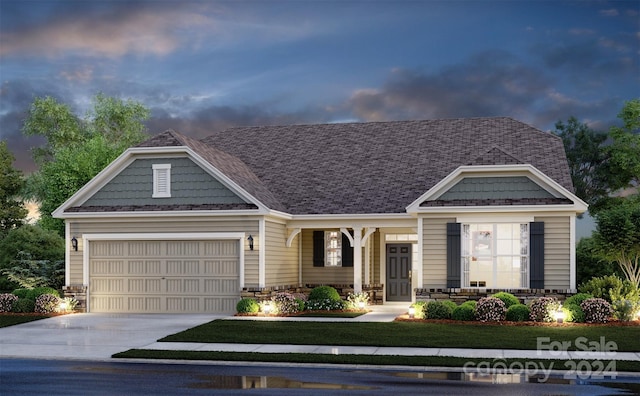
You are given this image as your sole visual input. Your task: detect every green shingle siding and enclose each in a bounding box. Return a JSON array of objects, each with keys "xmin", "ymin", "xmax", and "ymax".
[
  {"xmin": 82, "ymin": 157, "xmax": 247, "ymax": 207},
  {"xmin": 438, "ymin": 176, "xmax": 554, "ymax": 200}
]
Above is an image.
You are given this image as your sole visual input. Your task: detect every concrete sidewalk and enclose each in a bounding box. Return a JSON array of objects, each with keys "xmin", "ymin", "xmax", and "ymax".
[{"xmin": 1, "ymin": 304, "xmax": 639, "ymax": 363}]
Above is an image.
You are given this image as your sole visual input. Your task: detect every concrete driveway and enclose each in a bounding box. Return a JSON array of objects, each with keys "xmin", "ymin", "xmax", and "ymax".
[{"xmin": 0, "ymin": 313, "xmax": 220, "ymax": 360}]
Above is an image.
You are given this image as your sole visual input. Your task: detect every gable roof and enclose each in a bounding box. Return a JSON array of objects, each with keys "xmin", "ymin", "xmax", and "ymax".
[{"xmin": 194, "ymin": 117, "xmax": 574, "ymax": 215}]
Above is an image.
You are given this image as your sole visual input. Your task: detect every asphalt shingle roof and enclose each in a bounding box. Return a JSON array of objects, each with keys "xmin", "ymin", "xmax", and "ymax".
[{"xmin": 139, "ymin": 117, "xmax": 573, "ymax": 215}]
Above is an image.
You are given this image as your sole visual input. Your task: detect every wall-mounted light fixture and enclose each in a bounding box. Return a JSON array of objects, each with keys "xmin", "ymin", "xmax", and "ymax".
[
  {"xmin": 71, "ymin": 236, "xmax": 78, "ymax": 251},
  {"xmin": 247, "ymin": 235, "xmax": 254, "ymax": 251}
]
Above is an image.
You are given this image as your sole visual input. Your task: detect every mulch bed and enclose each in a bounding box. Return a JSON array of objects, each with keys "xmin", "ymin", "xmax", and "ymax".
[{"xmin": 394, "ymin": 314, "xmax": 640, "ymax": 326}]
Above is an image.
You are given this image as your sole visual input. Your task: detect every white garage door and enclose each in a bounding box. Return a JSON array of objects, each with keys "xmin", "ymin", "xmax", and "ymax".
[{"xmin": 89, "ymin": 240, "xmax": 239, "ymax": 313}]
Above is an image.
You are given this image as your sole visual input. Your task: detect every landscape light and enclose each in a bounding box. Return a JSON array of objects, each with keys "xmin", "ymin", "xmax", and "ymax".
[
  {"xmin": 555, "ymin": 309, "xmax": 565, "ymax": 324},
  {"xmin": 408, "ymin": 306, "xmax": 416, "ymax": 319}
]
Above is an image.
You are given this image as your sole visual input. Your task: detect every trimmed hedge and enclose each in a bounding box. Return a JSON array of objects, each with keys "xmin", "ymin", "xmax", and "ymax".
[
  {"xmin": 236, "ymin": 298, "xmax": 259, "ymax": 314},
  {"xmin": 425, "ymin": 301, "xmax": 453, "ymax": 319},
  {"xmin": 451, "ymin": 304, "xmax": 475, "ymax": 321},
  {"xmin": 506, "ymin": 304, "xmax": 530, "ymax": 322},
  {"xmin": 308, "ymin": 286, "xmax": 341, "ymax": 302},
  {"xmin": 492, "ymin": 292, "xmax": 520, "ymax": 308}
]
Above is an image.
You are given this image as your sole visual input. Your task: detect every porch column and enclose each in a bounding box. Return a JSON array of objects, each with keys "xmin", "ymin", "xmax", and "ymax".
[{"xmin": 352, "ymin": 226, "xmax": 363, "ymax": 293}]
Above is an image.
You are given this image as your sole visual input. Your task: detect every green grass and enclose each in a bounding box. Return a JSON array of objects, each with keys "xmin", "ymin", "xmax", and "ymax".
[
  {"xmin": 113, "ymin": 349, "xmax": 640, "ymax": 372},
  {"xmin": 295, "ymin": 311, "xmax": 365, "ymax": 318},
  {"xmin": 160, "ymin": 320, "xmax": 640, "ymax": 352},
  {"xmin": 0, "ymin": 315, "xmax": 50, "ymax": 328}
]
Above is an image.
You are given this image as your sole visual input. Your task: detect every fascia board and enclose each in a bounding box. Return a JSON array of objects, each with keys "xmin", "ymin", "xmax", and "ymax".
[
  {"xmin": 181, "ymin": 147, "xmax": 270, "ymax": 212},
  {"xmin": 53, "ymin": 146, "xmax": 272, "ymax": 218},
  {"xmin": 56, "ymin": 209, "xmax": 262, "ymax": 219},
  {"xmin": 413, "ymin": 204, "xmax": 584, "ymax": 214},
  {"xmin": 405, "ymin": 164, "xmax": 588, "ymax": 214}
]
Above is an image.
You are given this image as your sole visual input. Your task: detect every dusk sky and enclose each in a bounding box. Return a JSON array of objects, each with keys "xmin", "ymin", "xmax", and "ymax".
[{"xmin": 1, "ymin": 0, "xmax": 638, "ymax": 173}]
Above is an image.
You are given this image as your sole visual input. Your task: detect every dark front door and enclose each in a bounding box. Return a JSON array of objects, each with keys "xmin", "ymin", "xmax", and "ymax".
[{"xmin": 386, "ymin": 244, "xmax": 412, "ymax": 302}]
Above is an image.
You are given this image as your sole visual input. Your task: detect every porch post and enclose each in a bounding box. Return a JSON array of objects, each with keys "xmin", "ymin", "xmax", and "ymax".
[{"xmin": 353, "ymin": 226, "xmax": 363, "ymax": 293}]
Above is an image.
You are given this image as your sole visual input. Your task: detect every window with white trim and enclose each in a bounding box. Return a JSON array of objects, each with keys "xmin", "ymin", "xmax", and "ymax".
[
  {"xmin": 462, "ymin": 223, "xmax": 529, "ymax": 288},
  {"xmin": 152, "ymin": 164, "xmax": 171, "ymax": 198},
  {"xmin": 325, "ymin": 231, "xmax": 342, "ymax": 266}
]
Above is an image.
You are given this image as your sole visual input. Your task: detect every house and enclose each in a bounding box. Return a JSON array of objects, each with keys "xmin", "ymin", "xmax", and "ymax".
[{"xmin": 54, "ymin": 117, "xmax": 588, "ymax": 313}]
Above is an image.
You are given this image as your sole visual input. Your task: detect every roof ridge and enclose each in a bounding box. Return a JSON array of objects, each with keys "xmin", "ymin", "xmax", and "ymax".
[{"xmin": 468, "ymin": 145, "xmax": 524, "ymax": 166}]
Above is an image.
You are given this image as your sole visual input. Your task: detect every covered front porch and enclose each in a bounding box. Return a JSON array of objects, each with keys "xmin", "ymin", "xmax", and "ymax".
[{"xmin": 284, "ymin": 218, "xmax": 421, "ymax": 304}]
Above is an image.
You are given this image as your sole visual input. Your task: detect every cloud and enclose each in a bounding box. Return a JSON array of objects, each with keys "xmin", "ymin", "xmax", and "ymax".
[
  {"xmin": 345, "ymin": 51, "xmax": 551, "ymax": 123},
  {"xmin": 599, "ymin": 8, "xmax": 619, "ymax": 17}
]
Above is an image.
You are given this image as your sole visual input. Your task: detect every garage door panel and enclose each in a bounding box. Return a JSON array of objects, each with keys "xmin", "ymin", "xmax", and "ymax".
[{"xmin": 90, "ymin": 239, "xmax": 239, "ymax": 313}]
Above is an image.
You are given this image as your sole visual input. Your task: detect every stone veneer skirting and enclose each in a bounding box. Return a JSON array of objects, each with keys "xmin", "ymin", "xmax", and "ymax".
[
  {"xmin": 63, "ymin": 285, "xmax": 88, "ymax": 312},
  {"xmin": 415, "ymin": 288, "xmax": 577, "ymax": 305}
]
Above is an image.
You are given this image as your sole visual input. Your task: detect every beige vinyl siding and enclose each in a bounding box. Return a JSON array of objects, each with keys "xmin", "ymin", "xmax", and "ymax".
[
  {"xmin": 67, "ymin": 217, "xmax": 259, "ymax": 286},
  {"xmin": 264, "ymin": 220, "xmax": 299, "ymax": 286},
  {"xmin": 536, "ymin": 215, "xmax": 571, "ymax": 289},
  {"xmin": 422, "ymin": 217, "xmax": 455, "ymax": 288},
  {"xmin": 301, "ymin": 229, "xmax": 353, "ymax": 284}
]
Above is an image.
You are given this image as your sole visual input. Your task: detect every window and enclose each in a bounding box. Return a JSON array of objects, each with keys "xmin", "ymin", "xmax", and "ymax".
[
  {"xmin": 462, "ymin": 223, "xmax": 529, "ymax": 288},
  {"xmin": 152, "ymin": 164, "xmax": 171, "ymax": 198},
  {"xmin": 325, "ymin": 231, "xmax": 342, "ymax": 266}
]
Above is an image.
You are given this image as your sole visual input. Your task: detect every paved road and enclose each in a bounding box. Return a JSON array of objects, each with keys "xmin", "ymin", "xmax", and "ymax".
[{"xmin": 1, "ymin": 359, "xmax": 637, "ymax": 396}]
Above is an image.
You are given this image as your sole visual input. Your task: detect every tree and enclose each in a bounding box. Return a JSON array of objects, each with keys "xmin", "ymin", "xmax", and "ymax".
[
  {"xmin": 554, "ymin": 117, "xmax": 609, "ymax": 208},
  {"xmin": 593, "ymin": 194, "xmax": 640, "ymax": 288},
  {"xmin": 576, "ymin": 237, "xmax": 621, "ymax": 286},
  {"xmin": 555, "ymin": 99, "xmax": 640, "ymax": 213},
  {"xmin": 22, "ymin": 94, "xmax": 150, "ymax": 235},
  {"xmin": 0, "ymin": 141, "xmax": 28, "ymax": 236}
]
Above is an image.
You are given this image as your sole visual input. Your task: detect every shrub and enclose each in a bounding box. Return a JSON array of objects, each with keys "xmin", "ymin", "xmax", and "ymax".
[
  {"xmin": 272, "ymin": 292, "xmax": 300, "ymax": 315},
  {"xmin": 26, "ymin": 287, "xmax": 59, "ymax": 301},
  {"xmin": 565, "ymin": 303, "xmax": 586, "ymax": 323},
  {"xmin": 492, "ymin": 292, "xmax": 520, "ymax": 308},
  {"xmin": 305, "ymin": 299, "xmax": 345, "ymax": 311},
  {"xmin": 528, "ymin": 297, "xmax": 561, "ymax": 322},
  {"xmin": 11, "ymin": 298, "xmax": 35, "ymax": 313},
  {"xmin": 461, "ymin": 300, "xmax": 477, "ymax": 309},
  {"xmin": 578, "ymin": 275, "xmax": 625, "ymax": 303},
  {"xmin": 441, "ymin": 300, "xmax": 458, "ymax": 313},
  {"xmin": 34, "ymin": 294, "xmax": 61, "ymax": 314},
  {"xmin": 475, "ymin": 297, "xmax": 506, "ymax": 322},
  {"xmin": 505, "ymin": 304, "xmax": 530, "ymax": 322},
  {"xmin": 612, "ymin": 299, "xmax": 637, "ymax": 321},
  {"xmin": 308, "ymin": 286, "xmax": 341, "ymax": 302},
  {"xmin": 295, "ymin": 298, "xmax": 306, "ymax": 312},
  {"xmin": 58, "ymin": 297, "xmax": 78, "ymax": 313},
  {"xmin": 11, "ymin": 288, "xmax": 30, "ymax": 299},
  {"xmin": 345, "ymin": 292, "xmax": 370, "ymax": 310},
  {"xmin": 410, "ymin": 301, "xmax": 427, "ymax": 319},
  {"xmin": 0, "ymin": 293, "xmax": 18, "ymax": 312},
  {"xmin": 564, "ymin": 293, "xmax": 593, "ymax": 307},
  {"xmin": 425, "ymin": 301, "xmax": 453, "ymax": 319},
  {"xmin": 581, "ymin": 298, "xmax": 613, "ymax": 323},
  {"xmin": 452, "ymin": 304, "xmax": 475, "ymax": 321},
  {"xmin": 236, "ymin": 298, "xmax": 259, "ymax": 314}
]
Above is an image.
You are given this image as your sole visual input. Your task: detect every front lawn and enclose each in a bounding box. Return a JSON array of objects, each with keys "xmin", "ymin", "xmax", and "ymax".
[
  {"xmin": 160, "ymin": 320, "xmax": 640, "ymax": 351},
  {"xmin": 0, "ymin": 314, "xmax": 50, "ymax": 328}
]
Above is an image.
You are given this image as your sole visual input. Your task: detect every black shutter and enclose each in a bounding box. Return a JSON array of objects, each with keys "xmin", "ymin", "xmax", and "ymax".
[
  {"xmin": 342, "ymin": 232, "xmax": 354, "ymax": 267},
  {"xmin": 313, "ymin": 231, "xmax": 325, "ymax": 267},
  {"xmin": 530, "ymin": 222, "xmax": 544, "ymax": 289},
  {"xmin": 446, "ymin": 222, "xmax": 461, "ymax": 288}
]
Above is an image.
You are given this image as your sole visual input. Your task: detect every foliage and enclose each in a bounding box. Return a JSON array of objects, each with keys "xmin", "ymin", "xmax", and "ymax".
[
  {"xmin": 474, "ymin": 297, "xmax": 506, "ymax": 322},
  {"xmin": 272, "ymin": 292, "xmax": 300, "ymax": 315},
  {"xmin": 505, "ymin": 304, "xmax": 530, "ymax": 322},
  {"xmin": 0, "ymin": 141, "xmax": 27, "ymax": 237},
  {"xmin": 305, "ymin": 299, "xmax": 345, "ymax": 311},
  {"xmin": 2, "ymin": 251, "xmax": 64, "ymax": 290},
  {"xmin": 425, "ymin": 301, "xmax": 453, "ymax": 319},
  {"xmin": 492, "ymin": 292, "xmax": 520, "ymax": 308},
  {"xmin": 11, "ymin": 288, "xmax": 29, "ymax": 299},
  {"xmin": 0, "ymin": 293, "xmax": 18, "ymax": 312},
  {"xmin": 581, "ymin": 298, "xmax": 614, "ymax": 323},
  {"xmin": 528, "ymin": 297, "xmax": 561, "ymax": 323},
  {"xmin": 562, "ymin": 293, "xmax": 593, "ymax": 323},
  {"xmin": 576, "ymin": 237, "xmax": 621, "ymax": 286},
  {"xmin": 554, "ymin": 116, "xmax": 609, "ymax": 208},
  {"xmin": 34, "ymin": 294, "xmax": 61, "ymax": 314},
  {"xmin": 578, "ymin": 275, "xmax": 626, "ymax": 303},
  {"xmin": 22, "ymin": 94, "xmax": 149, "ymax": 235},
  {"xmin": 554, "ymin": 100, "xmax": 640, "ymax": 211},
  {"xmin": 592, "ymin": 195, "xmax": 640, "ymax": 288},
  {"xmin": 11, "ymin": 298, "xmax": 35, "ymax": 313},
  {"xmin": 308, "ymin": 286, "xmax": 341, "ymax": 302},
  {"xmin": 612, "ymin": 299, "xmax": 638, "ymax": 322},
  {"xmin": 236, "ymin": 298, "xmax": 259, "ymax": 314},
  {"xmin": 461, "ymin": 300, "xmax": 477, "ymax": 309},
  {"xmin": 410, "ymin": 301, "xmax": 427, "ymax": 319},
  {"xmin": 451, "ymin": 304, "xmax": 475, "ymax": 321},
  {"xmin": 26, "ymin": 287, "xmax": 60, "ymax": 301},
  {"xmin": 441, "ymin": 300, "xmax": 458, "ymax": 313},
  {"xmin": 0, "ymin": 224, "xmax": 65, "ymax": 269},
  {"xmin": 345, "ymin": 292, "xmax": 370, "ymax": 310},
  {"xmin": 609, "ymin": 282, "xmax": 640, "ymax": 321}
]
